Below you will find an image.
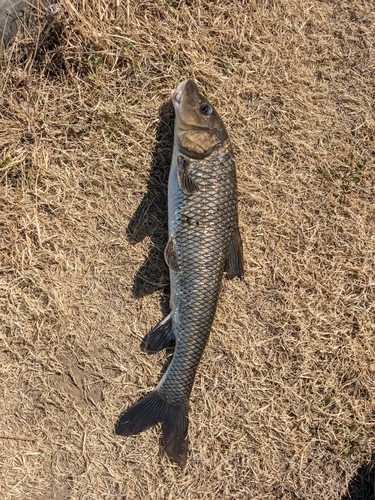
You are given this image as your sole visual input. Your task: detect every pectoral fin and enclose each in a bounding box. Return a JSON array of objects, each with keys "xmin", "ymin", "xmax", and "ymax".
[
  {"xmin": 164, "ymin": 237, "xmax": 179, "ymax": 272},
  {"xmin": 177, "ymin": 155, "xmax": 199, "ymax": 195},
  {"xmin": 226, "ymin": 228, "xmax": 244, "ymax": 279}
]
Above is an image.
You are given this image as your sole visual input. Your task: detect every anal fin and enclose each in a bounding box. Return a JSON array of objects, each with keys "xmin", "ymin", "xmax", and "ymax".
[
  {"xmin": 165, "ymin": 237, "xmax": 179, "ymax": 272},
  {"xmin": 143, "ymin": 312, "xmax": 175, "ymax": 353},
  {"xmin": 226, "ymin": 227, "xmax": 244, "ymax": 280},
  {"xmin": 177, "ymin": 155, "xmax": 199, "ymax": 195}
]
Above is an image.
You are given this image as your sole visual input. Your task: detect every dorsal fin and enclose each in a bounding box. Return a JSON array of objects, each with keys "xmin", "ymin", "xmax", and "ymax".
[{"xmin": 226, "ymin": 228, "xmax": 244, "ymax": 279}]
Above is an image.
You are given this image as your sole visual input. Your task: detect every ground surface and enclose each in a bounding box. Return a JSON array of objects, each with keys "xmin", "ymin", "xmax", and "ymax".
[{"xmin": 0, "ymin": 1, "xmax": 374, "ymax": 499}]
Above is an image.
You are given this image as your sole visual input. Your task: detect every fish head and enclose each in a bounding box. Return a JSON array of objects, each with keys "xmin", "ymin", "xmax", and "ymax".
[{"xmin": 172, "ymin": 80, "xmax": 229, "ymax": 159}]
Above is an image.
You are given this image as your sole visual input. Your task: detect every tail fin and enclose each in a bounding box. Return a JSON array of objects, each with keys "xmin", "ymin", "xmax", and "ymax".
[{"xmin": 115, "ymin": 390, "xmax": 189, "ymax": 468}]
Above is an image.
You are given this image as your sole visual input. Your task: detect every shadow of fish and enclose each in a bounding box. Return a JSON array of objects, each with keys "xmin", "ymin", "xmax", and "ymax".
[{"xmin": 116, "ymin": 79, "xmax": 244, "ymax": 467}]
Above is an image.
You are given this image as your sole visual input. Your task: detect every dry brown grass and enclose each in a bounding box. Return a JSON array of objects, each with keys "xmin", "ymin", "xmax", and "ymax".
[{"xmin": 1, "ymin": 0, "xmax": 375, "ymax": 498}]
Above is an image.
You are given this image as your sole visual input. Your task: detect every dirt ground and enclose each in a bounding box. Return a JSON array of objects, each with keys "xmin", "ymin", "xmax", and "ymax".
[{"xmin": 0, "ymin": 0, "xmax": 374, "ymax": 498}]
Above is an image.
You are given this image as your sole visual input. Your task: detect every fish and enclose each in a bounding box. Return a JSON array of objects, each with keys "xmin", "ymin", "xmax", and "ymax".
[{"xmin": 115, "ymin": 79, "xmax": 244, "ymax": 467}]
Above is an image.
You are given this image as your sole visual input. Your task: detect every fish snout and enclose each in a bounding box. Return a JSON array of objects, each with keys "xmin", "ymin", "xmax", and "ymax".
[
  {"xmin": 172, "ymin": 79, "xmax": 198, "ymax": 108},
  {"xmin": 172, "ymin": 80, "xmax": 187, "ymax": 107}
]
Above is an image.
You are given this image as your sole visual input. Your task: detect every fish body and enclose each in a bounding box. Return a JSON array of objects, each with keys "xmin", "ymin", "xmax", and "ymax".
[{"xmin": 116, "ymin": 80, "xmax": 244, "ymax": 467}]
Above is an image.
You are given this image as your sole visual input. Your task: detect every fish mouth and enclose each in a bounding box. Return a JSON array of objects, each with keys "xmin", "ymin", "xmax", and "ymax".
[{"xmin": 171, "ymin": 80, "xmax": 188, "ymax": 108}]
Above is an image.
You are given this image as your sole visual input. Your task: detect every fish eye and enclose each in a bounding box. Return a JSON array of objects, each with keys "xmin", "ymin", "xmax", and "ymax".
[{"xmin": 199, "ymin": 103, "xmax": 213, "ymax": 116}]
